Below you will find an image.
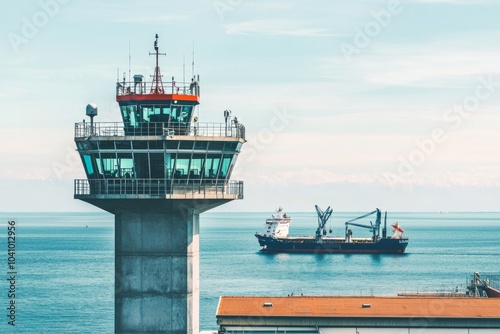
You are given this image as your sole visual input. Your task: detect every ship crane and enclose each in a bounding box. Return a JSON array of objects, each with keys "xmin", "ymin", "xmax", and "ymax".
[
  {"xmin": 315, "ymin": 205, "xmax": 333, "ymax": 243},
  {"xmin": 344, "ymin": 209, "xmax": 383, "ymax": 241}
]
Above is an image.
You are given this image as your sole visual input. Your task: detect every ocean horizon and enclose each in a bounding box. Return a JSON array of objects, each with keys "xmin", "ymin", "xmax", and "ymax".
[{"xmin": 1, "ymin": 211, "xmax": 499, "ymax": 332}]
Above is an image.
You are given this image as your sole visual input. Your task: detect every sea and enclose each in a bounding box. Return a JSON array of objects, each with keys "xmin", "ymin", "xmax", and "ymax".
[{"xmin": 0, "ymin": 211, "xmax": 499, "ymax": 333}]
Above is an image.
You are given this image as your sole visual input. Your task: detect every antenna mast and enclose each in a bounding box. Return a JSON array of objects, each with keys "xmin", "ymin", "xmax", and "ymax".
[
  {"xmin": 149, "ymin": 34, "xmax": 166, "ymax": 94},
  {"xmin": 128, "ymin": 41, "xmax": 131, "ymax": 83},
  {"xmin": 191, "ymin": 42, "xmax": 195, "ymax": 79}
]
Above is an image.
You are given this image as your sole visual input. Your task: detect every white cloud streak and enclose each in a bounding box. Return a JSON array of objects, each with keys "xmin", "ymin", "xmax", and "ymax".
[{"xmin": 224, "ymin": 19, "xmax": 338, "ymax": 36}]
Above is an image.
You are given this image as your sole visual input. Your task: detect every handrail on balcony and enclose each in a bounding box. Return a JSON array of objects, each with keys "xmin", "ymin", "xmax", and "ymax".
[
  {"xmin": 116, "ymin": 79, "xmax": 199, "ymax": 97},
  {"xmin": 74, "ymin": 179, "xmax": 244, "ymax": 200},
  {"xmin": 74, "ymin": 121, "xmax": 245, "ymax": 140}
]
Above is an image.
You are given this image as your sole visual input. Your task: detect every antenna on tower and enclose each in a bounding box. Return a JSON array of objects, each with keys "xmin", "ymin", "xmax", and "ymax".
[
  {"xmin": 128, "ymin": 40, "xmax": 131, "ymax": 83},
  {"xmin": 191, "ymin": 42, "xmax": 195, "ymax": 79},
  {"xmin": 149, "ymin": 33, "xmax": 166, "ymax": 94}
]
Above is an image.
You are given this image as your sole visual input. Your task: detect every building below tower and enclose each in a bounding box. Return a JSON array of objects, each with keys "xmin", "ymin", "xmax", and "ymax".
[{"xmin": 216, "ymin": 295, "xmax": 500, "ymax": 333}]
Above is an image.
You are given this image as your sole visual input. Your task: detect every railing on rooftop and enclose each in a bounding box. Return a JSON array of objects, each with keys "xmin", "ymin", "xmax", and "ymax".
[
  {"xmin": 469, "ymin": 273, "xmax": 500, "ymax": 290},
  {"xmin": 74, "ymin": 179, "xmax": 244, "ymax": 200},
  {"xmin": 74, "ymin": 122, "xmax": 245, "ymax": 139},
  {"xmin": 116, "ymin": 80, "xmax": 199, "ymax": 97}
]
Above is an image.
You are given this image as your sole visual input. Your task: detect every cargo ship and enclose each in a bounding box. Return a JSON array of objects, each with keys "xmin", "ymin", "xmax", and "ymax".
[{"xmin": 255, "ymin": 206, "xmax": 408, "ymax": 254}]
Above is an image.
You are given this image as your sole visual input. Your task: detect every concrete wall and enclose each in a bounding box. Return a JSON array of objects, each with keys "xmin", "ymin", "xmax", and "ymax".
[{"xmin": 115, "ymin": 209, "xmax": 199, "ymax": 334}]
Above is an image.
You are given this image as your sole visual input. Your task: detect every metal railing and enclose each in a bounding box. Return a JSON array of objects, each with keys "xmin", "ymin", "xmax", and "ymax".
[
  {"xmin": 75, "ymin": 122, "xmax": 245, "ymax": 139},
  {"xmin": 74, "ymin": 178, "xmax": 244, "ymax": 200},
  {"xmin": 116, "ymin": 80, "xmax": 199, "ymax": 97}
]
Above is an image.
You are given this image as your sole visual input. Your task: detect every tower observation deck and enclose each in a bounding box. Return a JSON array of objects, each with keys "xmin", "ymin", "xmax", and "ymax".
[{"xmin": 74, "ymin": 34, "xmax": 245, "ymax": 333}]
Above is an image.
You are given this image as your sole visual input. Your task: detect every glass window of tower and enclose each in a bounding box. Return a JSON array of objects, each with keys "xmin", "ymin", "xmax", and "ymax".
[
  {"xmin": 181, "ymin": 106, "xmax": 191, "ymax": 121},
  {"xmin": 95, "ymin": 157, "xmax": 103, "ymax": 176},
  {"xmin": 204, "ymin": 155, "xmax": 221, "ymax": 178},
  {"xmin": 99, "ymin": 141, "xmax": 115, "ymax": 150},
  {"xmin": 180, "ymin": 141, "xmax": 193, "ymax": 150},
  {"xmin": 166, "ymin": 141, "xmax": 178, "ymax": 150},
  {"xmin": 83, "ymin": 155, "xmax": 94, "ymax": 176},
  {"xmin": 171, "ymin": 106, "xmax": 180, "ymax": 122},
  {"xmin": 134, "ymin": 153, "xmax": 149, "ymax": 178},
  {"xmin": 194, "ymin": 141, "xmax": 208, "ymax": 150},
  {"xmin": 116, "ymin": 141, "xmax": 132, "ymax": 150},
  {"xmin": 190, "ymin": 156, "xmax": 203, "ymax": 179},
  {"xmin": 220, "ymin": 154, "xmax": 232, "ymax": 179},
  {"xmin": 120, "ymin": 105, "xmax": 138, "ymax": 127},
  {"xmin": 150, "ymin": 153, "xmax": 164, "ymax": 178},
  {"xmin": 165, "ymin": 154, "xmax": 174, "ymax": 179},
  {"xmin": 129, "ymin": 105, "xmax": 138, "ymax": 126},
  {"xmin": 133, "ymin": 141, "xmax": 148, "ymax": 150},
  {"xmin": 208, "ymin": 142, "xmax": 223, "ymax": 151},
  {"xmin": 100, "ymin": 153, "xmax": 118, "ymax": 178},
  {"xmin": 162, "ymin": 106, "xmax": 171, "ymax": 120},
  {"xmin": 170, "ymin": 105, "xmax": 192, "ymax": 122},
  {"xmin": 175, "ymin": 154, "xmax": 191, "ymax": 177},
  {"xmin": 120, "ymin": 106, "xmax": 130, "ymax": 124},
  {"xmin": 117, "ymin": 153, "xmax": 134, "ymax": 178},
  {"xmin": 142, "ymin": 105, "xmax": 154, "ymax": 122},
  {"xmin": 223, "ymin": 142, "xmax": 237, "ymax": 151},
  {"xmin": 149, "ymin": 141, "xmax": 163, "ymax": 150}
]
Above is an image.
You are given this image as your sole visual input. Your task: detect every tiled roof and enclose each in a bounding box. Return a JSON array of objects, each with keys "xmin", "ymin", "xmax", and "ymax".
[{"xmin": 217, "ymin": 296, "xmax": 500, "ymax": 318}]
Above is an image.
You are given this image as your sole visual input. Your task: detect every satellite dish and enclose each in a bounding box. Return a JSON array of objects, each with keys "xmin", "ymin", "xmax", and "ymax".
[{"xmin": 86, "ymin": 103, "xmax": 98, "ymax": 117}]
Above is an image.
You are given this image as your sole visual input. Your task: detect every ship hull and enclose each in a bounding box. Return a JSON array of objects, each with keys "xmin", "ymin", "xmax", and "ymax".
[
  {"xmin": 485, "ymin": 286, "xmax": 500, "ymax": 298},
  {"xmin": 256, "ymin": 234, "xmax": 408, "ymax": 254}
]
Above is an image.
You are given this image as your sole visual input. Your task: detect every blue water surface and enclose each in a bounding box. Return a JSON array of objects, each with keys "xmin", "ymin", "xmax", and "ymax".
[{"xmin": 0, "ymin": 211, "xmax": 498, "ymax": 333}]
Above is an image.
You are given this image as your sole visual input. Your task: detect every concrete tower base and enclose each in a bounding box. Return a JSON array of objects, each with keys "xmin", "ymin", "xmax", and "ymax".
[{"xmin": 114, "ymin": 208, "xmax": 199, "ymax": 334}]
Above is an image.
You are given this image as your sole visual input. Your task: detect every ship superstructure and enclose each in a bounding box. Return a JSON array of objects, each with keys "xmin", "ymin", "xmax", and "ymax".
[{"xmin": 259, "ymin": 207, "xmax": 291, "ymax": 239}]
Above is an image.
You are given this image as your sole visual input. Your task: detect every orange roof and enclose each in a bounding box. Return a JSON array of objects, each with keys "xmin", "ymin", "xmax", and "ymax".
[{"xmin": 217, "ymin": 296, "xmax": 500, "ymax": 318}]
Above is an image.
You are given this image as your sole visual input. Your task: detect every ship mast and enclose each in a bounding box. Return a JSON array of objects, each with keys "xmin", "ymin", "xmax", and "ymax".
[{"xmin": 150, "ymin": 33, "xmax": 166, "ymax": 94}]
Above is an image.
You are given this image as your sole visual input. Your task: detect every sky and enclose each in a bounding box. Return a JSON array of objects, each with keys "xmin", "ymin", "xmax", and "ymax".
[{"xmin": 1, "ymin": 0, "xmax": 500, "ymax": 212}]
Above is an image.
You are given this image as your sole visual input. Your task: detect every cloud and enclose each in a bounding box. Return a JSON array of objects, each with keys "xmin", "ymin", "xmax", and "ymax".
[
  {"xmin": 361, "ymin": 52, "xmax": 500, "ymax": 87},
  {"xmin": 224, "ymin": 19, "xmax": 336, "ymax": 36},
  {"xmin": 251, "ymin": 168, "xmax": 380, "ymax": 186},
  {"xmin": 239, "ymin": 164, "xmax": 500, "ymax": 188},
  {"xmin": 323, "ymin": 38, "xmax": 500, "ymax": 88}
]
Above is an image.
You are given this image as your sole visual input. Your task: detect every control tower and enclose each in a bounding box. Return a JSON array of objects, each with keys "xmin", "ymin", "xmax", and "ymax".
[{"xmin": 74, "ymin": 34, "xmax": 245, "ymax": 333}]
